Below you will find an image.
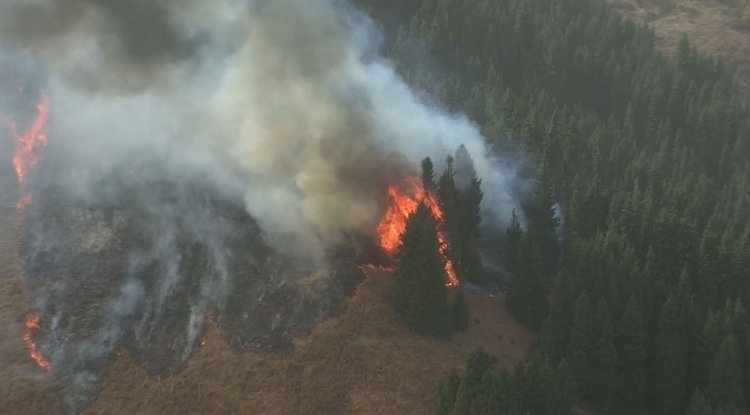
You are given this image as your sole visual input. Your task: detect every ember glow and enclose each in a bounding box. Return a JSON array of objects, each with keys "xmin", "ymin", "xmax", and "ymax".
[
  {"xmin": 378, "ymin": 177, "xmax": 459, "ymax": 287},
  {"xmin": 23, "ymin": 313, "xmax": 52, "ymax": 372},
  {"xmin": 10, "ymin": 96, "xmax": 49, "ymax": 186}
]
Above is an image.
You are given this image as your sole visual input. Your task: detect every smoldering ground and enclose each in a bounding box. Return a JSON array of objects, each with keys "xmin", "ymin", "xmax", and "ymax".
[{"xmin": 0, "ymin": 0, "xmax": 526, "ymax": 413}]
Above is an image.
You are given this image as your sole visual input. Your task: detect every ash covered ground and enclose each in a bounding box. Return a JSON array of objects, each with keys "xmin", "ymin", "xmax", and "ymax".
[{"xmin": 17, "ymin": 160, "xmax": 362, "ymax": 414}]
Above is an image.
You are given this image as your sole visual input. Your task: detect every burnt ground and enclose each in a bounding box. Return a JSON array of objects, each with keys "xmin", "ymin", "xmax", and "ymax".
[
  {"xmin": 84, "ymin": 269, "xmax": 533, "ymax": 415},
  {"xmin": 0, "ymin": 262, "xmax": 533, "ymax": 414}
]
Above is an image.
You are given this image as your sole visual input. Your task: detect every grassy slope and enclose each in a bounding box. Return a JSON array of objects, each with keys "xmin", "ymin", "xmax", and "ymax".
[
  {"xmin": 0, "ymin": 182, "xmax": 60, "ymax": 415},
  {"xmin": 82, "ymin": 269, "xmax": 532, "ymax": 415},
  {"xmin": 606, "ymin": 0, "xmax": 750, "ymax": 89}
]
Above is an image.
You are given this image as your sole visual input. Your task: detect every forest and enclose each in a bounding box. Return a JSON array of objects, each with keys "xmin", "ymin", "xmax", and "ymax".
[{"xmin": 354, "ymin": 0, "xmax": 750, "ymax": 413}]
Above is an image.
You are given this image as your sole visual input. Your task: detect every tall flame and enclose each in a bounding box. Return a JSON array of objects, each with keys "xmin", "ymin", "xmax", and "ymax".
[
  {"xmin": 378, "ymin": 177, "xmax": 459, "ymax": 287},
  {"xmin": 6, "ymin": 94, "xmax": 52, "ymax": 372},
  {"xmin": 23, "ymin": 313, "xmax": 52, "ymax": 372}
]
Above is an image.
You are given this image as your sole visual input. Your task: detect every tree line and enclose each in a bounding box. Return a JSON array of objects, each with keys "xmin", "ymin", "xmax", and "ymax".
[{"xmin": 356, "ymin": 0, "xmax": 750, "ymax": 412}]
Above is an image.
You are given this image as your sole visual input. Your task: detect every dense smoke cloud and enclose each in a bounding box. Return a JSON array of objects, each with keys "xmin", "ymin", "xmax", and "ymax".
[
  {"xmin": 1, "ymin": 1, "xmax": 525, "ymax": 411},
  {"xmin": 1, "ymin": 0, "xmax": 523, "ymax": 261}
]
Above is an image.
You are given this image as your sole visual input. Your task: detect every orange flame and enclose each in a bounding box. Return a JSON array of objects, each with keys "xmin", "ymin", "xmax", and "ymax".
[
  {"xmin": 23, "ymin": 313, "xmax": 52, "ymax": 372},
  {"xmin": 378, "ymin": 177, "xmax": 459, "ymax": 287},
  {"xmin": 7, "ymin": 94, "xmax": 52, "ymax": 372},
  {"xmin": 10, "ymin": 96, "xmax": 49, "ymax": 187}
]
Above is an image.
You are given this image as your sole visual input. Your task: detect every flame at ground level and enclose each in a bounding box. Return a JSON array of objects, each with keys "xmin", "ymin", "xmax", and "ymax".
[
  {"xmin": 23, "ymin": 313, "xmax": 52, "ymax": 372},
  {"xmin": 10, "ymin": 96, "xmax": 49, "ymax": 186},
  {"xmin": 377, "ymin": 177, "xmax": 459, "ymax": 288}
]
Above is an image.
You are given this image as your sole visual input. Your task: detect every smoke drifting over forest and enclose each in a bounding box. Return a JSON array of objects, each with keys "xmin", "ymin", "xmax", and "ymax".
[
  {"xmin": 1, "ymin": 0, "xmax": 523, "ymax": 259},
  {"xmin": 0, "ymin": 0, "xmax": 524, "ymax": 412}
]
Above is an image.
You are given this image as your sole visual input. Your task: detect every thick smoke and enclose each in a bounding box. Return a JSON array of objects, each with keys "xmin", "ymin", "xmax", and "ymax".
[
  {"xmin": 1, "ymin": 0, "xmax": 524, "ymax": 412},
  {"xmin": 1, "ymin": 0, "xmax": 522, "ymax": 261}
]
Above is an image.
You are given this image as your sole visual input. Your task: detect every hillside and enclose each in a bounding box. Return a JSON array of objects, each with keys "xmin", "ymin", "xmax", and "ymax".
[
  {"xmin": 0, "ymin": 194, "xmax": 60, "ymax": 413},
  {"xmin": 1, "ymin": 266, "xmax": 532, "ymax": 415},
  {"xmin": 606, "ymin": 0, "xmax": 750, "ymax": 89}
]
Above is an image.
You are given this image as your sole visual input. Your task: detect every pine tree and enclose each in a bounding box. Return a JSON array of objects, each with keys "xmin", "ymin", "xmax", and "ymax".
[
  {"xmin": 506, "ymin": 232, "xmax": 549, "ymax": 330},
  {"xmin": 592, "ymin": 297, "xmax": 617, "ymax": 409},
  {"xmin": 655, "ymin": 294, "xmax": 687, "ymax": 414},
  {"xmin": 436, "ymin": 369, "xmax": 460, "ymax": 415},
  {"xmin": 527, "ymin": 181, "xmax": 561, "ymax": 277},
  {"xmin": 506, "ymin": 209, "xmax": 524, "ymax": 274},
  {"xmin": 708, "ymin": 334, "xmax": 745, "ymax": 412},
  {"xmin": 619, "ymin": 294, "xmax": 646, "ymax": 409},
  {"xmin": 421, "ymin": 157, "xmax": 435, "ymax": 190},
  {"xmin": 686, "ymin": 390, "xmax": 715, "ymax": 415},
  {"xmin": 394, "ymin": 203, "xmax": 451, "ymax": 338},
  {"xmin": 568, "ymin": 291, "xmax": 594, "ymax": 403}
]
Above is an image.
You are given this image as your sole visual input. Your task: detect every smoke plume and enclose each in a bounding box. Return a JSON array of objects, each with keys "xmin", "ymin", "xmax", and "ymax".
[
  {"xmin": 0, "ymin": 0, "xmax": 525, "ymax": 412},
  {"xmin": 2, "ymin": 0, "xmax": 522, "ymax": 260}
]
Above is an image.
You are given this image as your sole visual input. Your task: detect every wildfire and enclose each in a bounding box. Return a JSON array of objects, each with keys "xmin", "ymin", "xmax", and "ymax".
[
  {"xmin": 23, "ymin": 313, "xmax": 52, "ymax": 372},
  {"xmin": 10, "ymin": 96, "xmax": 49, "ymax": 187},
  {"xmin": 378, "ymin": 177, "xmax": 459, "ymax": 287},
  {"xmin": 6, "ymin": 94, "xmax": 52, "ymax": 371}
]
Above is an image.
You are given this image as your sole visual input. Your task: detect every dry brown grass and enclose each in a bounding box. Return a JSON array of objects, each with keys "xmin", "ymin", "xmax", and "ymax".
[
  {"xmin": 85, "ymin": 270, "xmax": 532, "ymax": 415},
  {"xmin": 606, "ymin": 0, "xmax": 750, "ymax": 89},
  {"xmin": 0, "ymin": 192, "xmax": 61, "ymax": 414},
  {"xmin": 0, "ymin": 264, "xmax": 532, "ymax": 415}
]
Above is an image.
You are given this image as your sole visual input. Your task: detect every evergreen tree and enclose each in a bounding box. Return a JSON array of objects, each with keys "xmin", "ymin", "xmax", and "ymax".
[
  {"xmin": 708, "ymin": 334, "xmax": 745, "ymax": 412},
  {"xmin": 506, "ymin": 231, "xmax": 549, "ymax": 330},
  {"xmin": 452, "ymin": 290, "xmax": 469, "ymax": 331},
  {"xmin": 568, "ymin": 291, "xmax": 594, "ymax": 403},
  {"xmin": 655, "ymin": 294, "xmax": 687, "ymax": 413},
  {"xmin": 421, "ymin": 157, "xmax": 435, "ymax": 190},
  {"xmin": 436, "ymin": 369, "xmax": 460, "ymax": 415},
  {"xmin": 506, "ymin": 209, "xmax": 524, "ymax": 274},
  {"xmin": 527, "ymin": 181, "xmax": 561, "ymax": 277},
  {"xmin": 592, "ymin": 297, "xmax": 617, "ymax": 409},
  {"xmin": 619, "ymin": 294, "xmax": 646, "ymax": 409},
  {"xmin": 394, "ymin": 203, "xmax": 452, "ymax": 338},
  {"xmin": 686, "ymin": 390, "xmax": 716, "ymax": 415}
]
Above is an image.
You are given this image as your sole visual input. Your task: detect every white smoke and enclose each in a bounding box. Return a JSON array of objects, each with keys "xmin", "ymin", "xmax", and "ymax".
[{"xmin": 1, "ymin": 0, "xmax": 522, "ymax": 263}]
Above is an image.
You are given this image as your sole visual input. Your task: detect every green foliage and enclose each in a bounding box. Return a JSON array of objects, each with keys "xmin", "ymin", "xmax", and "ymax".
[
  {"xmin": 436, "ymin": 349, "xmax": 575, "ymax": 415},
  {"xmin": 506, "ymin": 231, "xmax": 549, "ymax": 330},
  {"xmin": 619, "ymin": 295, "xmax": 646, "ymax": 409},
  {"xmin": 357, "ymin": 0, "xmax": 750, "ymax": 412},
  {"xmin": 568, "ymin": 291, "xmax": 594, "ymax": 402},
  {"xmin": 437, "ymin": 151, "xmax": 486, "ymax": 284},
  {"xmin": 436, "ymin": 369, "xmax": 460, "ymax": 415},
  {"xmin": 656, "ymin": 295, "xmax": 687, "ymax": 413},
  {"xmin": 591, "ymin": 298, "xmax": 617, "ymax": 409},
  {"xmin": 707, "ymin": 335, "xmax": 746, "ymax": 412},
  {"xmin": 394, "ymin": 203, "xmax": 451, "ymax": 338}
]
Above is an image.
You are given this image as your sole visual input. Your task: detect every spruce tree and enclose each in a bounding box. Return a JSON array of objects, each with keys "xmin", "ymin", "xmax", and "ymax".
[
  {"xmin": 436, "ymin": 369, "xmax": 460, "ymax": 415},
  {"xmin": 619, "ymin": 294, "xmax": 646, "ymax": 409},
  {"xmin": 708, "ymin": 334, "xmax": 745, "ymax": 412},
  {"xmin": 655, "ymin": 294, "xmax": 687, "ymax": 413},
  {"xmin": 568, "ymin": 291, "xmax": 594, "ymax": 403},
  {"xmin": 506, "ymin": 232, "xmax": 549, "ymax": 330},
  {"xmin": 394, "ymin": 203, "xmax": 451, "ymax": 338},
  {"xmin": 421, "ymin": 157, "xmax": 435, "ymax": 190},
  {"xmin": 592, "ymin": 297, "xmax": 617, "ymax": 410}
]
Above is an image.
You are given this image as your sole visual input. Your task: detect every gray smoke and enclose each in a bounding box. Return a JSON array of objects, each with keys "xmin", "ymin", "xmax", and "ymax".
[
  {"xmin": 1, "ymin": 0, "xmax": 523, "ymax": 261},
  {"xmin": 0, "ymin": 0, "xmax": 525, "ymax": 412}
]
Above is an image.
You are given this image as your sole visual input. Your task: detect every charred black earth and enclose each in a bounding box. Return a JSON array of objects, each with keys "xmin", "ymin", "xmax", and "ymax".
[{"xmin": 19, "ymin": 161, "xmax": 363, "ymax": 414}]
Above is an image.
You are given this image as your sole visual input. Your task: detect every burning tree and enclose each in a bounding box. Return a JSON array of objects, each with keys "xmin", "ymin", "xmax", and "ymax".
[
  {"xmin": 437, "ymin": 148, "xmax": 485, "ymax": 285},
  {"xmin": 394, "ymin": 203, "xmax": 452, "ymax": 338}
]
